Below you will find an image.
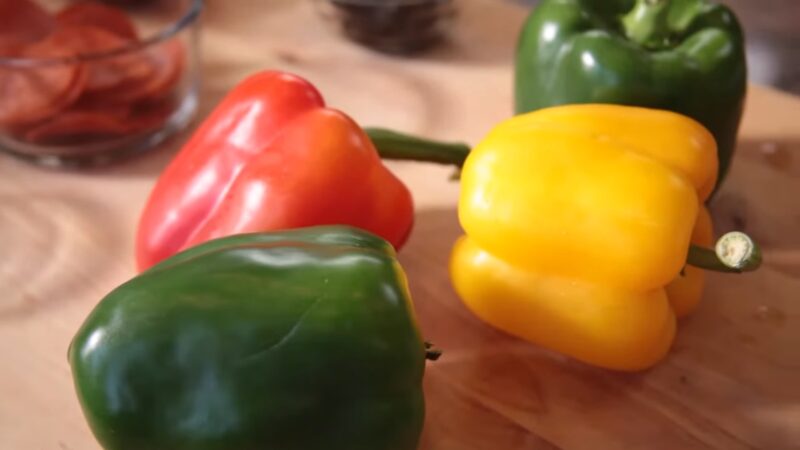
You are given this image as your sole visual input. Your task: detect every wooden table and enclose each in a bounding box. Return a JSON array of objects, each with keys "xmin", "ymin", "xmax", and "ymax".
[{"xmin": 1, "ymin": 1, "xmax": 798, "ymax": 449}]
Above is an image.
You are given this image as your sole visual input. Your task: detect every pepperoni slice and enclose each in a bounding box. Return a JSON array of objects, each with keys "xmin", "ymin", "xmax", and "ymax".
[
  {"xmin": 83, "ymin": 39, "xmax": 186, "ymax": 105},
  {"xmin": 45, "ymin": 26, "xmax": 156, "ymax": 93},
  {"xmin": 0, "ymin": 0, "xmax": 55, "ymax": 45},
  {"xmin": 0, "ymin": 37, "xmax": 26, "ymax": 57},
  {"xmin": 140, "ymin": 40, "xmax": 187, "ymax": 101},
  {"xmin": 23, "ymin": 105, "xmax": 131, "ymax": 144},
  {"xmin": 128, "ymin": 97, "xmax": 176, "ymax": 133},
  {"xmin": 56, "ymin": 1, "xmax": 138, "ymax": 41},
  {"xmin": 23, "ymin": 98, "xmax": 176, "ymax": 143},
  {"xmin": 0, "ymin": 42, "xmax": 85, "ymax": 126}
]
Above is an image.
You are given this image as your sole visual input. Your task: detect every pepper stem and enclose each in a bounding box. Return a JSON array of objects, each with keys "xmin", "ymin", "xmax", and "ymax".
[
  {"xmin": 621, "ymin": 0, "xmax": 673, "ymax": 50},
  {"xmin": 425, "ymin": 341, "xmax": 442, "ymax": 361},
  {"xmin": 687, "ymin": 232, "xmax": 762, "ymax": 273},
  {"xmin": 366, "ymin": 128, "xmax": 470, "ymax": 168}
]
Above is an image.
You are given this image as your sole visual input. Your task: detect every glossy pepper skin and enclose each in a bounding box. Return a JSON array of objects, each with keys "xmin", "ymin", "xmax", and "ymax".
[
  {"xmin": 70, "ymin": 226, "xmax": 427, "ymax": 450},
  {"xmin": 136, "ymin": 71, "xmax": 414, "ymax": 271},
  {"xmin": 450, "ymin": 104, "xmax": 718, "ymax": 371},
  {"xmin": 515, "ymin": 0, "xmax": 746, "ymax": 188}
]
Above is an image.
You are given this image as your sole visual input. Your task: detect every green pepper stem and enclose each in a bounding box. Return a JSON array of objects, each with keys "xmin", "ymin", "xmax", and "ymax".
[
  {"xmin": 687, "ymin": 232, "xmax": 762, "ymax": 273},
  {"xmin": 366, "ymin": 128, "xmax": 471, "ymax": 168},
  {"xmin": 425, "ymin": 341, "xmax": 442, "ymax": 361},
  {"xmin": 621, "ymin": 0, "xmax": 672, "ymax": 49}
]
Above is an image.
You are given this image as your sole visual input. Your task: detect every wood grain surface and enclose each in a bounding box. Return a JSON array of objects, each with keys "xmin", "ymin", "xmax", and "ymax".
[{"xmin": 1, "ymin": 1, "xmax": 798, "ymax": 449}]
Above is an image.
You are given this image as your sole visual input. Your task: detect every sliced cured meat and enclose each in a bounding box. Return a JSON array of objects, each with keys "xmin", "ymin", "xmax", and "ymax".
[
  {"xmin": 44, "ymin": 26, "xmax": 155, "ymax": 93},
  {"xmin": 56, "ymin": 1, "xmax": 139, "ymax": 40},
  {"xmin": 83, "ymin": 39, "xmax": 186, "ymax": 104},
  {"xmin": 0, "ymin": 42, "xmax": 85, "ymax": 126},
  {"xmin": 0, "ymin": 0, "xmax": 55, "ymax": 45},
  {"xmin": 23, "ymin": 105, "xmax": 131, "ymax": 143}
]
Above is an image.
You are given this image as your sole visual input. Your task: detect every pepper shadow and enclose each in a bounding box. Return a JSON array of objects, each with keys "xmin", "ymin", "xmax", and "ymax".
[
  {"xmin": 404, "ymin": 206, "xmax": 797, "ymax": 448},
  {"xmin": 401, "ymin": 208, "xmax": 594, "ymax": 448},
  {"xmin": 710, "ymin": 137, "xmax": 800, "ymax": 277}
]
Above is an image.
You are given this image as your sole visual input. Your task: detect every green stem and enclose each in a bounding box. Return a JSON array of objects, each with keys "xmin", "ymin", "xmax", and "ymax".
[
  {"xmin": 366, "ymin": 128, "xmax": 471, "ymax": 168},
  {"xmin": 621, "ymin": 0, "xmax": 672, "ymax": 49},
  {"xmin": 425, "ymin": 341, "xmax": 442, "ymax": 361},
  {"xmin": 687, "ymin": 232, "xmax": 762, "ymax": 273}
]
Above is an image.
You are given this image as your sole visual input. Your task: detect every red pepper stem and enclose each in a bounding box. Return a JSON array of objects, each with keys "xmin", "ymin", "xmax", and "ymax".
[
  {"xmin": 687, "ymin": 232, "xmax": 762, "ymax": 273},
  {"xmin": 366, "ymin": 128, "xmax": 470, "ymax": 168}
]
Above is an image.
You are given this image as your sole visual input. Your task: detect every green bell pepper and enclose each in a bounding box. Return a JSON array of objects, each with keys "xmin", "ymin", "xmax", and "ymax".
[
  {"xmin": 515, "ymin": 0, "xmax": 747, "ymax": 187},
  {"xmin": 69, "ymin": 226, "xmax": 435, "ymax": 450}
]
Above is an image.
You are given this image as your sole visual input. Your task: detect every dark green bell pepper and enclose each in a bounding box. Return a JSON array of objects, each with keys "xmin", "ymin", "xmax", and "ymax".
[
  {"xmin": 515, "ymin": 0, "xmax": 747, "ymax": 187},
  {"xmin": 69, "ymin": 226, "xmax": 434, "ymax": 450}
]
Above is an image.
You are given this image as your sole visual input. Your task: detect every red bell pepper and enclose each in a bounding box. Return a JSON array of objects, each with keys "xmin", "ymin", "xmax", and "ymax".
[{"xmin": 135, "ymin": 71, "xmax": 414, "ymax": 271}]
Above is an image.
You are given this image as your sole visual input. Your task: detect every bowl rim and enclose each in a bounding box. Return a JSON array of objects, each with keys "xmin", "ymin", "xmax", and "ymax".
[{"xmin": 0, "ymin": 0, "xmax": 203, "ymax": 68}]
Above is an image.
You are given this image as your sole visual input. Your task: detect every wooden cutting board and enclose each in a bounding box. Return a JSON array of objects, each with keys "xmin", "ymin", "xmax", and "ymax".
[{"xmin": 0, "ymin": 0, "xmax": 797, "ymax": 449}]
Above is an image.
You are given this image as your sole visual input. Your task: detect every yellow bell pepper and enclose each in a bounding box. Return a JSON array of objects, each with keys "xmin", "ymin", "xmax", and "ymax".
[
  {"xmin": 453, "ymin": 105, "xmax": 734, "ymax": 371},
  {"xmin": 366, "ymin": 104, "xmax": 761, "ymax": 372}
]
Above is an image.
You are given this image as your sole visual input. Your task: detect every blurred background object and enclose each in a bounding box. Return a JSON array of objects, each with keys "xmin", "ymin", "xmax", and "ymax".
[
  {"xmin": 514, "ymin": 0, "xmax": 800, "ymax": 95},
  {"xmin": 314, "ymin": 0, "xmax": 456, "ymax": 54}
]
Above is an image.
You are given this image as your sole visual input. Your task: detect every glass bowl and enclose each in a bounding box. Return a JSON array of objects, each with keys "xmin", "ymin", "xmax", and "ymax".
[
  {"xmin": 313, "ymin": 0, "xmax": 457, "ymax": 55},
  {"xmin": 0, "ymin": 0, "xmax": 202, "ymax": 167}
]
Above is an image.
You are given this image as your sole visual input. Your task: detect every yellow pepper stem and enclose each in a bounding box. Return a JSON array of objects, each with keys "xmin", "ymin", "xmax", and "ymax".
[{"xmin": 687, "ymin": 232, "xmax": 762, "ymax": 273}]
